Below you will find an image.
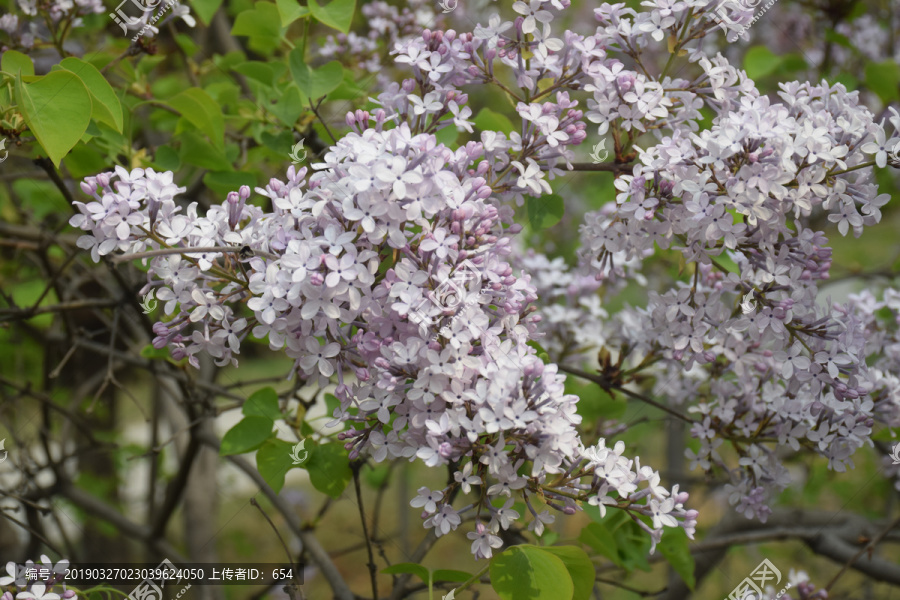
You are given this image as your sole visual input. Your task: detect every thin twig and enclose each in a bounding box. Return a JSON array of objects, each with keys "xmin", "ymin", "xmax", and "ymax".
[
  {"xmin": 824, "ymin": 513, "xmax": 900, "ymax": 591},
  {"xmin": 250, "ymin": 498, "xmax": 304, "ymax": 600},
  {"xmin": 352, "ymin": 461, "xmax": 380, "ymax": 600},
  {"xmin": 558, "ymin": 364, "xmax": 697, "ymax": 424}
]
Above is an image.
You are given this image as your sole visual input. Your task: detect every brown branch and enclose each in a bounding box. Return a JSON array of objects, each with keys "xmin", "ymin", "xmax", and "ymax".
[
  {"xmin": 352, "ymin": 461, "xmax": 380, "ymax": 600},
  {"xmin": 558, "ymin": 363, "xmax": 697, "ymax": 424},
  {"xmin": 194, "ymin": 431, "xmax": 355, "ymax": 600},
  {"xmin": 568, "ymin": 161, "xmax": 634, "ymax": 173}
]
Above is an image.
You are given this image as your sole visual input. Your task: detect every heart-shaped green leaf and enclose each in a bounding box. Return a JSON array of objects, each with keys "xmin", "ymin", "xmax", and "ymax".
[
  {"xmin": 165, "ymin": 87, "xmax": 225, "ymax": 148},
  {"xmin": 256, "ymin": 438, "xmax": 297, "ymax": 494},
  {"xmin": 307, "ymin": 0, "xmax": 355, "ymax": 32},
  {"xmin": 276, "ymin": 0, "xmax": 310, "ymax": 26},
  {"xmin": 289, "ymin": 51, "xmax": 344, "ymax": 101},
  {"xmin": 490, "ymin": 545, "xmax": 574, "ymax": 600},
  {"xmin": 59, "ymin": 57, "xmax": 123, "ymax": 133},
  {"xmin": 14, "ymin": 71, "xmax": 92, "ymax": 167},
  {"xmin": 219, "ymin": 416, "xmax": 274, "ymax": 456},
  {"xmin": 1, "ymin": 50, "xmax": 34, "ymax": 77}
]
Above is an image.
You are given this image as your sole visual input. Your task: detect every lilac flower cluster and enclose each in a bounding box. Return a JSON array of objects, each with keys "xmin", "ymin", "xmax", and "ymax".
[
  {"xmin": 0, "ymin": 557, "xmax": 74, "ymax": 600},
  {"xmin": 69, "ymin": 125, "xmax": 693, "ymax": 557}
]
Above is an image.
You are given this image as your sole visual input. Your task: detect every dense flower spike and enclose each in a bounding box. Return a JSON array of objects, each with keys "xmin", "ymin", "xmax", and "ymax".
[{"xmin": 68, "ymin": 0, "xmax": 900, "ymax": 555}]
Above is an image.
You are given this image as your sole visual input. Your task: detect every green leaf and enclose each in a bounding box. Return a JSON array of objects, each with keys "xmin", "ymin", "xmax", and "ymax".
[
  {"xmin": 242, "ymin": 387, "xmax": 282, "ymax": 420},
  {"xmin": 288, "ymin": 52, "xmax": 344, "ymax": 100},
  {"xmin": 63, "ymin": 143, "xmax": 109, "ymax": 179},
  {"xmin": 824, "ymin": 29, "xmax": 852, "ymax": 49},
  {"xmin": 380, "ymin": 563, "xmax": 430, "ymax": 582},
  {"xmin": 743, "ymin": 46, "xmax": 782, "ymax": 80},
  {"xmin": 256, "ymin": 438, "xmax": 297, "ymax": 494},
  {"xmin": 540, "ymin": 546, "xmax": 595, "ymax": 600},
  {"xmin": 657, "ymin": 528, "xmax": 696, "ymax": 590},
  {"xmin": 613, "ymin": 519, "xmax": 652, "ymax": 572},
  {"xmin": 435, "ymin": 125, "xmax": 458, "ymax": 147},
  {"xmin": 203, "ymin": 171, "xmax": 258, "ymax": 197},
  {"xmin": 154, "ymin": 145, "xmax": 182, "ymax": 171},
  {"xmin": 219, "ymin": 416, "xmax": 274, "ymax": 456},
  {"xmin": 14, "ymin": 71, "xmax": 92, "ymax": 167},
  {"xmin": 269, "ymin": 85, "xmax": 305, "ymax": 127},
  {"xmin": 166, "ymin": 88, "xmax": 225, "ymax": 148},
  {"xmin": 305, "ymin": 443, "xmax": 351, "ymax": 498},
  {"xmin": 1, "ymin": 50, "xmax": 34, "ymax": 77},
  {"xmin": 259, "ymin": 130, "xmax": 295, "ymax": 155},
  {"xmin": 175, "ymin": 33, "xmax": 200, "ymax": 57},
  {"xmin": 179, "ymin": 131, "xmax": 233, "ymax": 171},
  {"xmin": 233, "ymin": 61, "xmax": 281, "ymax": 87},
  {"xmin": 527, "ymin": 193, "xmax": 565, "ymax": 230},
  {"xmin": 432, "ymin": 570, "xmax": 472, "ymax": 583},
  {"xmin": 192, "ymin": 0, "xmax": 224, "ymax": 25},
  {"xmin": 307, "ymin": 0, "xmax": 355, "ymax": 32},
  {"xmin": 140, "ymin": 344, "xmax": 170, "ymax": 360},
  {"xmin": 865, "ymin": 61, "xmax": 900, "ymax": 104},
  {"xmin": 473, "ymin": 107, "xmax": 515, "ymax": 135},
  {"xmin": 362, "ymin": 463, "xmax": 390, "ymax": 487},
  {"xmin": 579, "ymin": 522, "xmax": 623, "ymax": 567},
  {"xmin": 59, "ymin": 57, "xmax": 124, "ymax": 133},
  {"xmin": 232, "ymin": 2, "xmax": 284, "ymax": 38},
  {"xmin": 275, "ymin": 0, "xmax": 310, "ymax": 26},
  {"xmin": 491, "ymin": 546, "xmax": 574, "ymax": 600}
]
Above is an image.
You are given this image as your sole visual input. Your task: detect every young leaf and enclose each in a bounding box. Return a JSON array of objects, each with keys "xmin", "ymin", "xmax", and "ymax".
[
  {"xmin": 288, "ymin": 51, "xmax": 344, "ymax": 100},
  {"xmin": 307, "ymin": 0, "xmax": 355, "ymax": 33},
  {"xmin": 165, "ymin": 88, "xmax": 225, "ymax": 148},
  {"xmin": 59, "ymin": 57, "xmax": 124, "ymax": 133},
  {"xmin": 270, "ymin": 85, "xmax": 305, "ymax": 127},
  {"xmin": 865, "ymin": 61, "xmax": 900, "ymax": 104},
  {"xmin": 14, "ymin": 71, "xmax": 92, "ymax": 167},
  {"xmin": 490, "ymin": 545, "xmax": 574, "ymax": 600},
  {"xmin": 527, "ymin": 194, "xmax": 565, "ymax": 230},
  {"xmin": 432, "ymin": 570, "xmax": 472, "ymax": 583},
  {"xmin": 179, "ymin": 131, "xmax": 233, "ymax": 171},
  {"xmin": 657, "ymin": 528, "xmax": 696, "ymax": 590},
  {"xmin": 1, "ymin": 50, "xmax": 35, "ymax": 77},
  {"xmin": 579, "ymin": 522, "xmax": 623, "ymax": 567},
  {"xmin": 242, "ymin": 387, "xmax": 282, "ymax": 420},
  {"xmin": 219, "ymin": 416, "xmax": 275, "ymax": 456},
  {"xmin": 743, "ymin": 46, "xmax": 782, "ymax": 80},
  {"xmin": 231, "ymin": 2, "xmax": 284, "ymax": 38},
  {"xmin": 539, "ymin": 546, "xmax": 595, "ymax": 600},
  {"xmin": 473, "ymin": 107, "xmax": 515, "ymax": 135},
  {"xmin": 256, "ymin": 438, "xmax": 297, "ymax": 494},
  {"xmin": 380, "ymin": 563, "xmax": 430, "ymax": 583},
  {"xmin": 304, "ymin": 443, "xmax": 351, "ymax": 498},
  {"xmin": 191, "ymin": 0, "xmax": 224, "ymax": 26},
  {"xmin": 276, "ymin": 0, "xmax": 310, "ymax": 27}
]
